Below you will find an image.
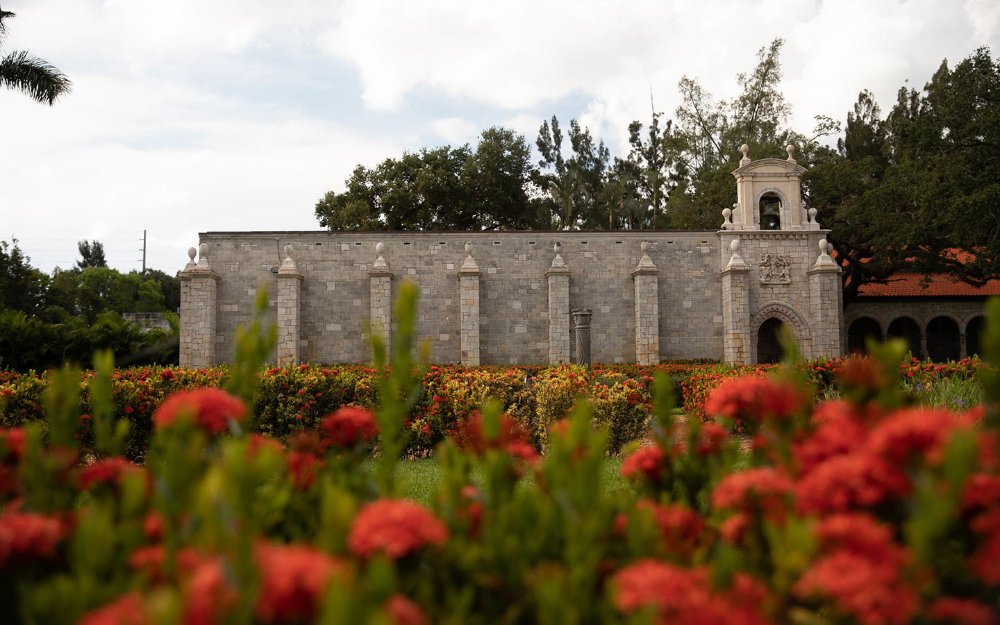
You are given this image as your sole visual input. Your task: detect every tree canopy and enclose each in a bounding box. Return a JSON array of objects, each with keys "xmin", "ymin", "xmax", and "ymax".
[{"xmin": 806, "ymin": 47, "xmax": 1000, "ymax": 300}]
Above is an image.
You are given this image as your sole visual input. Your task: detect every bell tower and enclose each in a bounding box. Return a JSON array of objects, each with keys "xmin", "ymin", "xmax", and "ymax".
[{"xmin": 722, "ymin": 144, "xmax": 819, "ymax": 231}]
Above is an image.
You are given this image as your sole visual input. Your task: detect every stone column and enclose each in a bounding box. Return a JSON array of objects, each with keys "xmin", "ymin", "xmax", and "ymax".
[
  {"xmin": 631, "ymin": 241, "xmax": 660, "ymax": 365},
  {"xmin": 960, "ymin": 332, "xmax": 967, "ymax": 359},
  {"xmin": 368, "ymin": 242, "xmax": 393, "ymax": 355},
  {"xmin": 720, "ymin": 238, "xmax": 752, "ymax": 364},
  {"xmin": 459, "ymin": 242, "xmax": 481, "ymax": 366},
  {"xmin": 179, "ymin": 244, "xmax": 220, "ymax": 367},
  {"xmin": 276, "ymin": 244, "xmax": 304, "ymax": 365},
  {"xmin": 545, "ymin": 242, "xmax": 570, "ymax": 364},
  {"xmin": 808, "ymin": 238, "xmax": 843, "ymax": 359}
]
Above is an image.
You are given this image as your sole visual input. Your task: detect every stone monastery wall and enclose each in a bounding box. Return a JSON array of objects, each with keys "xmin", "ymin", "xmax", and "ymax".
[{"xmin": 178, "ymin": 149, "xmax": 847, "ymax": 367}]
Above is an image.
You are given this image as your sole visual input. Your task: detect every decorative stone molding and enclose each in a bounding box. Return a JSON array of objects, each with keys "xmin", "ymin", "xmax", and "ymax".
[
  {"xmin": 724, "ymin": 238, "xmax": 748, "ymax": 271},
  {"xmin": 758, "ymin": 253, "xmax": 792, "ymax": 284}
]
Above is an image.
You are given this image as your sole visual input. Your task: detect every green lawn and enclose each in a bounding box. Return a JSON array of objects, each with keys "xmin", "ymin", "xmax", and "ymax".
[{"xmin": 390, "ymin": 456, "xmax": 631, "ymax": 506}]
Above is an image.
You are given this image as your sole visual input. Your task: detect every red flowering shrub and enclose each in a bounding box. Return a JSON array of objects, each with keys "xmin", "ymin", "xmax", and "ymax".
[
  {"xmin": 712, "ymin": 467, "xmax": 795, "ymax": 518},
  {"xmin": 796, "ymin": 451, "xmax": 911, "ymax": 514},
  {"xmin": 612, "ymin": 559, "xmax": 772, "ymax": 625},
  {"xmin": 152, "ymin": 388, "xmax": 246, "ymax": 434},
  {"xmin": 254, "ymin": 542, "xmax": 344, "ymax": 624},
  {"xmin": 183, "ymin": 558, "xmax": 239, "ymax": 625},
  {"xmin": 384, "ymin": 594, "xmax": 428, "ymax": 625},
  {"xmin": 79, "ymin": 593, "xmax": 150, "ymax": 625},
  {"xmin": 319, "ymin": 406, "xmax": 378, "ymax": 449},
  {"xmin": 0, "ymin": 509, "xmax": 66, "ymax": 567},
  {"xmin": 620, "ymin": 444, "xmax": 665, "ymax": 483},
  {"xmin": 452, "ymin": 410, "xmax": 538, "ymax": 463},
  {"xmin": 77, "ymin": 457, "xmax": 142, "ymax": 491},
  {"xmin": 704, "ymin": 376, "xmax": 807, "ymax": 433},
  {"xmin": 927, "ymin": 597, "xmax": 1000, "ymax": 625},
  {"xmin": 348, "ymin": 499, "xmax": 448, "ymax": 559}
]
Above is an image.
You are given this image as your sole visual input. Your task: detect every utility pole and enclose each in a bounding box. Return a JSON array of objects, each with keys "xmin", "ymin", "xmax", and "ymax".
[{"xmin": 140, "ymin": 229, "xmax": 147, "ymax": 273}]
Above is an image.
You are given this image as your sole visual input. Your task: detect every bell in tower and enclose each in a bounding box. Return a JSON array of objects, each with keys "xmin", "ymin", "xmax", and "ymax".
[{"xmin": 722, "ymin": 144, "xmax": 820, "ymax": 231}]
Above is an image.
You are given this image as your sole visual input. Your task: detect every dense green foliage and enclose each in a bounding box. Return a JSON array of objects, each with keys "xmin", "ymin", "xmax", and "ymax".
[
  {"xmin": 0, "ymin": 240, "xmax": 180, "ymax": 371},
  {"xmin": 807, "ymin": 47, "xmax": 1000, "ymax": 300}
]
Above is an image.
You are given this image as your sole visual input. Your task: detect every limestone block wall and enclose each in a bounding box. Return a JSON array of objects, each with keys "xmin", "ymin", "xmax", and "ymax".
[
  {"xmin": 196, "ymin": 231, "xmax": 726, "ymax": 365},
  {"xmin": 717, "ymin": 230, "xmax": 842, "ymax": 362}
]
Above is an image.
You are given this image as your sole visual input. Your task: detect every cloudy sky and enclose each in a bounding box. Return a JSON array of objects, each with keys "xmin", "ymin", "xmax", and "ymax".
[{"xmin": 2, "ymin": 0, "xmax": 999, "ymax": 274}]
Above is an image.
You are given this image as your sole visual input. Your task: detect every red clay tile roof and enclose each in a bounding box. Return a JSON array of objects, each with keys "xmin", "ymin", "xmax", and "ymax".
[{"xmin": 857, "ymin": 273, "xmax": 1000, "ymax": 297}]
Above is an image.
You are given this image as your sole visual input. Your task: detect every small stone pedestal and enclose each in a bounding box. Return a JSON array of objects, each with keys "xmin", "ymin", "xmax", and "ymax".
[
  {"xmin": 369, "ymin": 242, "xmax": 393, "ymax": 356},
  {"xmin": 572, "ymin": 308, "xmax": 593, "ymax": 367},
  {"xmin": 631, "ymin": 241, "xmax": 660, "ymax": 365},
  {"xmin": 545, "ymin": 242, "xmax": 570, "ymax": 364},
  {"xmin": 276, "ymin": 244, "xmax": 304, "ymax": 365}
]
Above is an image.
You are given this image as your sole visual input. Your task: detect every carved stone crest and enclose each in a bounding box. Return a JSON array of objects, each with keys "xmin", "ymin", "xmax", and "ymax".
[{"xmin": 758, "ymin": 253, "xmax": 791, "ymax": 284}]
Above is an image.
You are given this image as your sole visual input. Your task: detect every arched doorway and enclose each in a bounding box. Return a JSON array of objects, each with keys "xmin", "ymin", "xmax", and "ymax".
[
  {"xmin": 967, "ymin": 316, "xmax": 985, "ymax": 358},
  {"xmin": 887, "ymin": 317, "xmax": 922, "ymax": 359},
  {"xmin": 926, "ymin": 316, "xmax": 960, "ymax": 362},
  {"xmin": 847, "ymin": 317, "xmax": 882, "ymax": 354},
  {"xmin": 757, "ymin": 318, "xmax": 785, "ymax": 363},
  {"xmin": 759, "ymin": 193, "xmax": 781, "ymax": 230}
]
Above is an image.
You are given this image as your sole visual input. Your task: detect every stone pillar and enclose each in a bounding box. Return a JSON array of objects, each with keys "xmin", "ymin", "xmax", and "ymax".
[
  {"xmin": 276, "ymin": 244, "xmax": 303, "ymax": 365},
  {"xmin": 920, "ymin": 332, "xmax": 928, "ymax": 361},
  {"xmin": 631, "ymin": 241, "xmax": 660, "ymax": 365},
  {"xmin": 368, "ymin": 242, "xmax": 393, "ymax": 355},
  {"xmin": 808, "ymin": 238, "xmax": 843, "ymax": 359},
  {"xmin": 960, "ymin": 333, "xmax": 967, "ymax": 359},
  {"xmin": 459, "ymin": 242, "xmax": 481, "ymax": 366},
  {"xmin": 179, "ymin": 244, "xmax": 220, "ymax": 367},
  {"xmin": 545, "ymin": 242, "xmax": 570, "ymax": 364},
  {"xmin": 720, "ymin": 238, "xmax": 752, "ymax": 364}
]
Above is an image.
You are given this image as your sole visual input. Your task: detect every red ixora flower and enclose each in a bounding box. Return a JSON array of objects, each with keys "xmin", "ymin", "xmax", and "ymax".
[
  {"xmin": 384, "ymin": 594, "xmax": 428, "ymax": 625},
  {"xmin": 711, "ymin": 467, "xmax": 795, "ymax": 519},
  {"xmin": 319, "ymin": 406, "xmax": 378, "ymax": 449},
  {"xmin": 0, "ymin": 509, "xmax": 66, "ymax": 567},
  {"xmin": 703, "ymin": 376, "xmax": 806, "ymax": 426},
  {"xmin": 78, "ymin": 457, "xmax": 142, "ymax": 491},
  {"xmin": 152, "ymin": 388, "xmax": 246, "ymax": 435},
  {"xmin": 866, "ymin": 407, "xmax": 972, "ymax": 465},
  {"xmin": 79, "ymin": 592, "xmax": 150, "ymax": 625},
  {"xmin": 794, "ymin": 550, "xmax": 917, "ymax": 625},
  {"xmin": 348, "ymin": 499, "xmax": 448, "ymax": 559},
  {"xmin": 629, "ymin": 500, "xmax": 705, "ymax": 558},
  {"xmin": 254, "ymin": 542, "xmax": 344, "ymax": 624},
  {"xmin": 621, "ymin": 445, "xmax": 665, "ymax": 482},
  {"xmin": 927, "ymin": 597, "xmax": 1000, "ymax": 625},
  {"xmin": 452, "ymin": 411, "xmax": 538, "ymax": 463},
  {"xmin": 183, "ymin": 558, "xmax": 239, "ymax": 625},
  {"xmin": 612, "ymin": 559, "xmax": 772, "ymax": 625},
  {"xmin": 796, "ymin": 452, "xmax": 910, "ymax": 515}
]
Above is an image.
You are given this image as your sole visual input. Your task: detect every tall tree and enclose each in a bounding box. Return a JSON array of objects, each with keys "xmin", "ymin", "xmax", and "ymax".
[
  {"xmin": 806, "ymin": 47, "xmax": 1000, "ymax": 301},
  {"xmin": 666, "ymin": 39, "xmax": 838, "ymax": 229},
  {"xmin": 622, "ymin": 105, "xmax": 675, "ymax": 229},
  {"xmin": 534, "ymin": 116, "xmax": 610, "ymax": 229},
  {"xmin": 76, "ymin": 240, "xmax": 107, "ymax": 270},
  {"xmin": 0, "ymin": 6, "xmax": 71, "ymax": 104},
  {"xmin": 0, "ymin": 239, "xmax": 48, "ymax": 316}
]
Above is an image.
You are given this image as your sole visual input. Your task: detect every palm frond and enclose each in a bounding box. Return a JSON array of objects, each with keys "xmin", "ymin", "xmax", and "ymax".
[
  {"xmin": 0, "ymin": 50, "xmax": 71, "ymax": 104},
  {"xmin": 0, "ymin": 8, "xmax": 14, "ymax": 46}
]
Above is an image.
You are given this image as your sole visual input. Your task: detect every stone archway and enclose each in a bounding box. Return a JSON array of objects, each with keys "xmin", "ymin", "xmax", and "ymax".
[
  {"xmin": 967, "ymin": 316, "xmax": 985, "ymax": 358},
  {"xmin": 887, "ymin": 317, "xmax": 922, "ymax": 359},
  {"xmin": 750, "ymin": 302, "xmax": 812, "ymax": 363},
  {"xmin": 847, "ymin": 317, "xmax": 882, "ymax": 354},
  {"xmin": 926, "ymin": 316, "xmax": 960, "ymax": 362}
]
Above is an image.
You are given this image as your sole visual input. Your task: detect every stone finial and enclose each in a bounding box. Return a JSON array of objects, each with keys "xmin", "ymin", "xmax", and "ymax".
[
  {"xmin": 726, "ymin": 237, "xmax": 748, "ymax": 269},
  {"xmin": 280, "ymin": 243, "xmax": 297, "ymax": 271},
  {"xmin": 634, "ymin": 240, "xmax": 657, "ymax": 274},
  {"xmin": 185, "ymin": 246, "xmax": 197, "ymax": 270},
  {"xmin": 549, "ymin": 241, "xmax": 566, "ymax": 270},
  {"xmin": 461, "ymin": 240, "xmax": 479, "ymax": 272},
  {"xmin": 813, "ymin": 237, "xmax": 837, "ymax": 268},
  {"xmin": 786, "ymin": 144, "xmax": 797, "ymax": 163},
  {"xmin": 739, "ymin": 143, "xmax": 751, "ymax": 166},
  {"xmin": 197, "ymin": 243, "xmax": 210, "ymax": 268},
  {"xmin": 807, "ymin": 207, "xmax": 818, "ymax": 225},
  {"xmin": 373, "ymin": 241, "xmax": 388, "ymax": 270},
  {"xmin": 722, "ymin": 207, "xmax": 733, "ymax": 229}
]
